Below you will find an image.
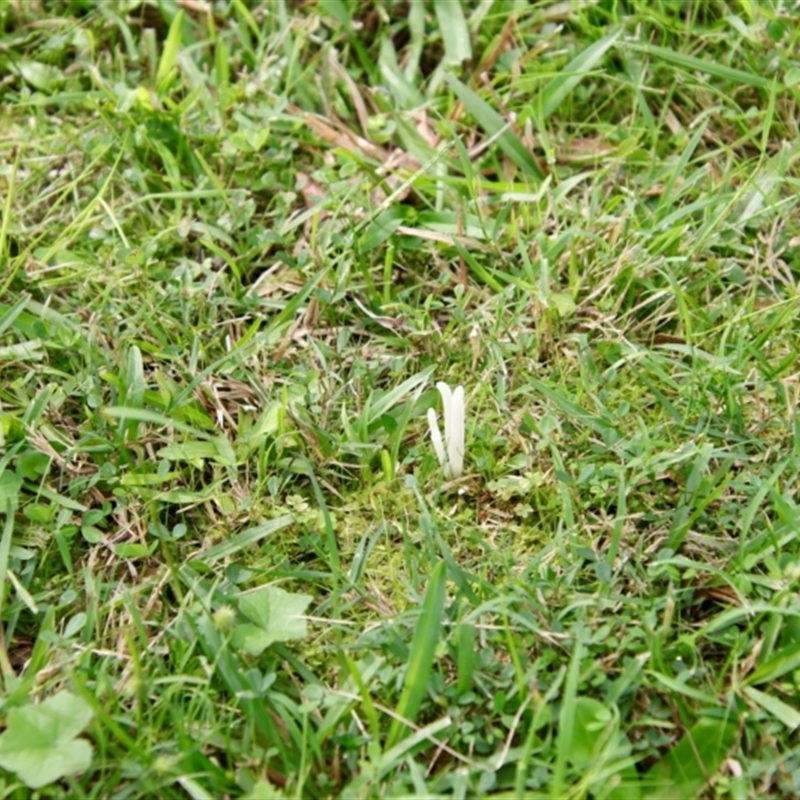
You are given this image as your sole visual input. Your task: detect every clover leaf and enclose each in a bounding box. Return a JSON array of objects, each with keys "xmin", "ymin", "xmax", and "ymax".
[
  {"xmin": 231, "ymin": 585, "xmax": 312, "ymax": 657},
  {"xmin": 0, "ymin": 690, "xmax": 93, "ymax": 788}
]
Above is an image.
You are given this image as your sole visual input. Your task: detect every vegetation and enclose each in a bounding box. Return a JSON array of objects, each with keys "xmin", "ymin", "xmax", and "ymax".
[{"xmin": 2, "ymin": 0, "xmax": 800, "ymax": 796}]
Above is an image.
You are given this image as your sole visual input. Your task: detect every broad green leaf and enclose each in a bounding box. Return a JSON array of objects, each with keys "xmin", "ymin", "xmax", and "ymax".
[
  {"xmin": 81, "ymin": 524, "xmax": 104, "ymax": 544},
  {"xmin": 230, "ymin": 624, "xmax": 272, "ymax": 656},
  {"xmin": 743, "ymin": 686, "xmax": 800, "ymax": 729},
  {"xmin": 563, "ymin": 698, "xmax": 641, "ymax": 800},
  {"xmin": 445, "ymin": 74, "xmax": 543, "ymax": 179},
  {"xmin": 323, "ymin": 0, "xmax": 351, "ymax": 28},
  {"xmin": 114, "ymin": 542, "xmax": 154, "ymax": 559},
  {"xmin": 549, "ymin": 291, "xmax": 577, "ymax": 316},
  {"xmin": 0, "ymin": 470, "xmax": 21, "ymax": 504},
  {"xmin": 602, "ymin": 761, "xmax": 643, "ymax": 800},
  {"xmin": 241, "ymin": 779, "xmax": 286, "ymax": 800},
  {"xmin": 231, "ymin": 585, "xmax": 312, "ymax": 656},
  {"xmin": 0, "ymin": 691, "xmax": 93, "ymax": 789},
  {"xmin": 16, "ymin": 451, "xmax": 49, "ymax": 480},
  {"xmin": 567, "ymin": 697, "xmax": 617, "ymax": 767},
  {"xmin": 641, "ymin": 715, "xmax": 738, "ymax": 799},
  {"xmin": 786, "ymin": 67, "xmax": 800, "ymax": 88},
  {"xmin": 18, "ymin": 60, "xmax": 59, "ymax": 93},
  {"xmin": 535, "ymin": 28, "xmax": 622, "ymax": 121},
  {"xmin": 434, "ymin": 0, "xmax": 471, "ymax": 66},
  {"xmin": 24, "ymin": 503, "xmax": 54, "ymax": 524},
  {"xmin": 387, "ymin": 560, "xmax": 447, "ymax": 748}
]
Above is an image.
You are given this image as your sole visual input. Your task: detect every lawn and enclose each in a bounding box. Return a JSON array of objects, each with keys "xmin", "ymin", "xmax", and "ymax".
[{"xmin": 2, "ymin": 0, "xmax": 800, "ymax": 797}]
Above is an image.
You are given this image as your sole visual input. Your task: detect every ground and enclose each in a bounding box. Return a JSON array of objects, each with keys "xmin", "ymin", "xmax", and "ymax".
[{"xmin": 1, "ymin": 1, "xmax": 800, "ymax": 798}]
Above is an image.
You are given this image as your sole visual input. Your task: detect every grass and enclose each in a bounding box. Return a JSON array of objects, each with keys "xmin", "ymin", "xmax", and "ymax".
[{"xmin": 1, "ymin": 0, "xmax": 800, "ymax": 796}]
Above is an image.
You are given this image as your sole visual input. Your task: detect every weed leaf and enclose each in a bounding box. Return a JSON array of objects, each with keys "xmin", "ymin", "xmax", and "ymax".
[
  {"xmin": 641, "ymin": 715, "xmax": 737, "ymax": 799},
  {"xmin": 232, "ymin": 585, "xmax": 313, "ymax": 656},
  {"xmin": 0, "ymin": 691, "xmax": 93, "ymax": 789}
]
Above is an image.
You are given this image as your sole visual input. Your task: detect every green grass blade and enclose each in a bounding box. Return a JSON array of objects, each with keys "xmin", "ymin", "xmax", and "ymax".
[
  {"xmin": 630, "ymin": 43, "xmax": 777, "ymax": 90},
  {"xmin": 368, "ymin": 367, "xmax": 433, "ymax": 422},
  {"xmin": 0, "ymin": 500, "xmax": 16, "ymax": 682},
  {"xmin": 0, "ymin": 151, "xmax": 17, "ymax": 273},
  {"xmin": 434, "ymin": 0, "xmax": 472, "ymax": 66},
  {"xmin": 188, "ymin": 515, "xmax": 295, "ymax": 565},
  {"xmin": 535, "ymin": 27, "xmax": 622, "ymax": 121},
  {"xmin": 156, "ymin": 9, "xmax": 185, "ymax": 91},
  {"xmin": 103, "ymin": 406, "xmax": 217, "ymax": 440},
  {"xmin": 0, "ymin": 293, "xmax": 30, "ymax": 338},
  {"xmin": 551, "ymin": 631, "xmax": 583, "ymax": 798},
  {"xmin": 743, "ymin": 686, "xmax": 800, "ymax": 730},
  {"xmin": 386, "ymin": 560, "xmax": 447, "ymax": 749},
  {"xmin": 445, "ymin": 74, "xmax": 544, "ymax": 179},
  {"xmin": 304, "ymin": 458, "xmax": 341, "ymax": 585},
  {"xmin": 746, "ymin": 639, "xmax": 800, "ymax": 686}
]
